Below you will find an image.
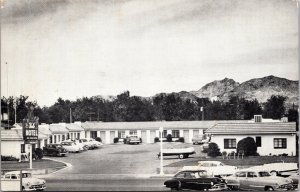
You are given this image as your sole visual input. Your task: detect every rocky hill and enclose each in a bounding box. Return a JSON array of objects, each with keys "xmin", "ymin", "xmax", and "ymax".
[{"xmin": 190, "ymin": 75, "xmax": 298, "ymax": 106}]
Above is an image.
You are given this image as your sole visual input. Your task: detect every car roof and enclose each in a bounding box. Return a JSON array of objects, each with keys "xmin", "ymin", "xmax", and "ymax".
[{"xmin": 5, "ymin": 171, "xmax": 31, "ymax": 175}]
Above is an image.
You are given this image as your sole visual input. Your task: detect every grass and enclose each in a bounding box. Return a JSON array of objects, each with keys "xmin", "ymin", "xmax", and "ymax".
[
  {"xmin": 1, "ymin": 159, "xmax": 66, "ymax": 171},
  {"xmin": 166, "ymin": 156, "xmax": 298, "ymax": 168}
]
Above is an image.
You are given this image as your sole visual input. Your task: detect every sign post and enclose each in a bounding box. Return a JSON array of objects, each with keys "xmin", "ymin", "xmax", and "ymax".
[
  {"xmin": 22, "ymin": 106, "xmax": 39, "ymax": 169},
  {"xmin": 159, "ymin": 126, "xmax": 164, "ymax": 175}
]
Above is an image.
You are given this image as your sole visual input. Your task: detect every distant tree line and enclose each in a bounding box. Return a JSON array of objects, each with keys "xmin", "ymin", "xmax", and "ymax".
[{"xmin": 1, "ymin": 92, "xmax": 298, "ymax": 128}]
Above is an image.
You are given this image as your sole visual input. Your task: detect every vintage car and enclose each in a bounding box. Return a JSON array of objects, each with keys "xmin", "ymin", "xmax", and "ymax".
[
  {"xmin": 183, "ymin": 161, "xmax": 237, "ymax": 177},
  {"xmin": 78, "ymin": 138, "xmax": 96, "ymax": 149},
  {"xmin": 87, "ymin": 138, "xmax": 103, "ymax": 148},
  {"xmin": 125, "ymin": 135, "xmax": 141, "ymax": 144},
  {"xmin": 224, "ymin": 169, "xmax": 294, "ymax": 191},
  {"xmin": 192, "ymin": 135, "xmax": 209, "ymax": 145},
  {"xmin": 60, "ymin": 141, "xmax": 81, "ymax": 152},
  {"xmin": 1, "ymin": 171, "xmax": 46, "ymax": 191},
  {"xmin": 288, "ymin": 173, "xmax": 299, "ymax": 189},
  {"xmin": 250, "ymin": 162, "xmax": 298, "ymax": 176},
  {"xmin": 74, "ymin": 139, "xmax": 89, "ymax": 151},
  {"xmin": 164, "ymin": 170, "xmax": 227, "ymax": 191},
  {"xmin": 158, "ymin": 147, "xmax": 195, "ymax": 159},
  {"xmin": 43, "ymin": 144, "xmax": 68, "ymax": 156}
]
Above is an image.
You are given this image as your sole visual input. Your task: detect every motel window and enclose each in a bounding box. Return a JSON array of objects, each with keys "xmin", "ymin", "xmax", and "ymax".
[
  {"xmin": 77, "ymin": 133, "xmax": 80, "ymax": 139},
  {"xmin": 274, "ymin": 138, "xmax": 287, "ymax": 149},
  {"xmin": 162, "ymin": 130, "xmax": 168, "ymax": 138},
  {"xmin": 256, "ymin": 136, "xmax": 261, "ymax": 147},
  {"xmin": 62, "ymin": 135, "xmax": 65, "ymax": 141},
  {"xmin": 118, "ymin": 131, "xmax": 126, "ymax": 138},
  {"xmin": 21, "ymin": 144, "xmax": 25, "ymax": 153},
  {"xmin": 224, "ymin": 139, "xmax": 236, "ymax": 149},
  {"xmin": 54, "ymin": 135, "xmax": 57, "ymax": 143},
  {"xmin": 129, "ymin": 130, "xmax": 137, "ymax": 136},
  {"xmin": 90, "ymin": 131, "xmax": 97, "ymax": 139},
  {"xmin": 67, "ymin": 133, "xmax": 70, "ymax": 140},
  {"xmin": 172, "ymin": 130, "xmax": 180, "ymax": 138}
]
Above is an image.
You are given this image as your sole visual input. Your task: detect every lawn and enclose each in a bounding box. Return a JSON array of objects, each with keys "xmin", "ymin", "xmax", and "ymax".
[
  {"xmin": 166, "ymin": 156, "xmax": 298, "ymax": 168},
  {"xmin": 1, "ymin": 159, "xmax": 66, "ymax": 171}
]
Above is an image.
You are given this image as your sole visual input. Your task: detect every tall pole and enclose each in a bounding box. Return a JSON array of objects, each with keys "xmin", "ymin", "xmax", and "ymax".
[
  {"xmin": 69, "ymin": 108, "xmax": 72, "ymax": 123},
  {"xmin": 159, "ymin": 126, "xmax": 164, "ymax": 175},
  {"xmin": 6, "ymin": 62, "xmax": 9, "ymax": 126},
  {"xmin": 29, "ymin": 144, "xmax": 32, "ymax": 169},
  {"xmin": 14, "ymin": 99, "xmax": 17, "ymax": 124},
  {"xmin": 201, "ymin": 107, "xmax": 204, "ymax": 120}
]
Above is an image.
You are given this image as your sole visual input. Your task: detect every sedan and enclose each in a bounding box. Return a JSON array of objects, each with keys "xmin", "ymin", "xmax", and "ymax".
[
  {"xmin": 164, "ymin": 170, "xmax": 227, "ymax": 191},
  {"xmin": 225, "ymin": 169, "xmax": 294, "ymax": 191}
]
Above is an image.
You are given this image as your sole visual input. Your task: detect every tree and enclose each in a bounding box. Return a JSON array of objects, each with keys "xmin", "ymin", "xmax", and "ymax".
[
  {"xmin": 263, "ymin": 95, "xmax": 287, "ymax": 119},
  {"xmin": 207, "ymin": 143, "xmax": 221, "ymax": 157},
  {"xmin": 237, "ymin": 137, "xmax": 257, "ymax": 156}
]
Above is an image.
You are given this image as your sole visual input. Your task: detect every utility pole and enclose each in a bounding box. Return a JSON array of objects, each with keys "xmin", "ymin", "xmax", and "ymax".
[
  {"xmin": 97, "ymin": 109, "xmax": 99, "ymax": 121},
  {"xmin": 6, "ymin": 62, "xmax": 10, "ymax": 127},
  {"xmin": 14, "ymin": 99, "xmax": 17, "ymax": 124},
  {"xmin": 200, "ymin": 107, "xmax": 204, "ymax": 120},
  {"xmin": 69, "ymin": 108, "xmax": 72, "ymax": 123}
]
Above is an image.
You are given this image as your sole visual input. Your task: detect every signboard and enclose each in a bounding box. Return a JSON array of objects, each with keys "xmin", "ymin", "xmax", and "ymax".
[{"xmin": 22, "ymin": 106, "xmax": 39, "ymax": 144}]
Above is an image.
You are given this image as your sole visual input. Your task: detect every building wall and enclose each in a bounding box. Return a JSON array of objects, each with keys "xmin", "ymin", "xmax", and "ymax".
[
  {"xmin": 1, "ymin": 140, "xmax": 23, "ymax": 158},
  {"xmin": 210, "ymin": 134, "xmax": 296, "ymax": 156}
]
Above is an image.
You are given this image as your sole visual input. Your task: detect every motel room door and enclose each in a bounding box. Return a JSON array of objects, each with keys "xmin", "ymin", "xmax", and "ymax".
[
  {"xmin": 150, "ymin": 130, "xmax": 156, "ymax": 143},
  {"xmin": 110, "ymin": 131, "xmax": 115, "ymax": 143},
  {"xmin": 100, "ymin": 131, "xmax": 106, "ymax": 144},
  {"xmin": 183, "ymin": 130, "xmax": 189, "ymax": 143},
  {"xmin": 141, "ymin": 131, "xmax": 147, "ymax": 143}
]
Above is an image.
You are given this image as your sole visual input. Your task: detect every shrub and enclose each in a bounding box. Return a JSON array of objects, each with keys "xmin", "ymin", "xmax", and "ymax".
[
  {"xmin": 154, "ymin": 137, "xmax": 160, "ymax": 143},
  {"xmin": 140, "ymin": 138, "xmax": 142, "ymax": 143},
  {"xmin": 166, "ymin": 134, "xmax": 172, "ymax": 142},
  {"xmin": 95, "ymin": 137, "xmax": 102, "ymax": 143},
  {"xmin": 178, "ymin": 137, "xmax": 184, "ymax": 143},
  {"xmin": 34, "ymin": 148, "xmax": 43, "ymax": 160},
  {"xmin": 207, "ymin": 143, "xmax": 221, "ymax": 157},
  {"xmin": 237, "ymin": 137, "xmax": 257, "ymax": 156},
  {"xmin": 1, "ymin": 155, "xmax": 19, "ymax": 161},
  {"xmin": 113, "ymin": 137, "xmax": 119, "ymax": 143},
  {"xmin": 222, "ymin": 151, "xmax": 227, "ymax": 158}
]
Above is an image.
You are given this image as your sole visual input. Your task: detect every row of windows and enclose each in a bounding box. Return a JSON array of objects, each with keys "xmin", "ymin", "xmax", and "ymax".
[
  {"xmin": 224, "ymin": 138, "xmax": 287, "ymax": 149},
  {"xmin": 91, "ymin": 130, "xmax": 182, "ymax": 139}
]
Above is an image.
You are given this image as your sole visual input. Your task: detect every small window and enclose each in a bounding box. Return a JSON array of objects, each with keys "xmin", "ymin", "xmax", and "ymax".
[
  {"xmin": 21, "ymin": 144, "xmax": 25, "ymax": 153},
  {"xmin": 224, "ymin": 139, "xmax": 236, "ymax": 149},
  {"xmin": 162, "ymin": 130, "xmax": 168, "ymax": 138},
  {"xmin": 11, "ymin": 174, "xmax": 17, "ymax": 179},
  {"xmin": 129, "ymin": 130, "xmax": 137, "ymax": 136},
  {"xmin": 5, "ymin": 174, "xmax": 10, "ymax": 179},
  {"xmin": 247, "ymin": 172, "xmax": 257, "ymax": 178},
  {"xmin": 274, "ymin": 138, "xmax": 287, "ymax": 149},
  {"xmin": 172, "ymin": 130, "xmax": 180, "ymax": 138},
  {"xmin": 236, "ymin": 172, "xmax": 246, "ymax": 177},
  {"xmin": 256, "ymin": 136, "xmax": 261, "ymax": 147},
  {"xmin": 175, "ymin": 173, "xmax": 185, "ymax": 178}
]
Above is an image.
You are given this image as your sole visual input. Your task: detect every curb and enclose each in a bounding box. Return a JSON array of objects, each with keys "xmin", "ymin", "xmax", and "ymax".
[{"xmin": 42, "ymin": 157, "xmax": 72, "ymax": 175}]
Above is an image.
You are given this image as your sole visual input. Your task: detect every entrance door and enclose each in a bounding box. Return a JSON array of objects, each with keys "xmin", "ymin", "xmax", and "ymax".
[
  {"xmin": 110, "ymin": 131, "xmax": 115, "ymax": 143},
  {"xmin": 100, "ymin": 131, "xmax": 106, "ymax": 144},
  {"xmin": 150, "ymin": 131, "xmax": 156, "ymax": 143},
  {"xmin": 141, "ymin": 131, "xmax": 147, "ymax": 143},
  {"xmin": 183, "ymin": 130, "xmax": 189, "ymax": 143}
]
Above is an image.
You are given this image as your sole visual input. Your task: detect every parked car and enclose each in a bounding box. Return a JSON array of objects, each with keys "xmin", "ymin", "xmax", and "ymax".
[
  {"xmin": 183, "ymin": 161, "xmax": 237, "ymax": 177},
  {"xmin": 192, "ymin": 135, "xmax": 209, "ymax": 145},
  {"xmin": 250, "ymin": 162, "xmax": 298, "ymax": 176},
  {"xmin": 60, "ymin": 141, "xmax": 81, "ymax": 153},
  {"xmin": 74, "ymin": 139, "xmax": 89, "ymax": 151},
  {"xmin": 125, "ymin": 135, "xmax": 141, "ymax": 145},
  {"xmin": 1, "ymin": 171, "xmax": 46, "ymax": 191},
  {"xmin": 79, "ymin": 138, "xmax": 97, "ymax": 149},
  {"xmin": 288, "ymin": 172, "xmax": 299, "ymax": 189},
  {"xmin": 43, "ymin": 144, "xmax": 68, "ymax": 156},
  {"xmin": 164, "ymin": 170, "xmax": 227, "ymax": 191},
  {"xmin": 87, "ymin": 138, "xmax": 103, "ymax": 148},
  {"xmin": 158, "ymin": 147, "xmax": 195, "ymax": 159},
  {"xmin": 224, "ymin": 169, "xmax": 294, "ymax": 191}
]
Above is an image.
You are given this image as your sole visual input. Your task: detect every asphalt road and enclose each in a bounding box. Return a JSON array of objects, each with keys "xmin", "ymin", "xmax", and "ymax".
[
  {"xmin": 42, "ymin": 143, "xmax": 199, "ymax": 191},
  {"xmin": 45, "ymin": 178, "xmax": 169, "ymax": 191}
]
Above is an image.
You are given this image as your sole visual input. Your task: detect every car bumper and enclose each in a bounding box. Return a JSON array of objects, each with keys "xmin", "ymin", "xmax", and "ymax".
[{"xmin": 25, "ymin": 186, "xmax": 46, "ymax": 191}]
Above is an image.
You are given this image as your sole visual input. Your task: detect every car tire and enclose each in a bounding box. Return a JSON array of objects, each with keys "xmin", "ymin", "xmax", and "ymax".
[
  {"xmin": 179, "ymin": 154, "xmax": 184, "ymax": 159},
  {"xmin": 270, "ymin": 170, "xmax": 278, "ymax": 176},
  {"xmin": 265, "ymin": 186, "xmax": 274, "ymax": 191}
]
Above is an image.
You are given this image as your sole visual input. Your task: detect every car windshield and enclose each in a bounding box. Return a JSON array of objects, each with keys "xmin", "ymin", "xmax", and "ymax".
[{"xmin": 258, "ymin": 172, "xmax": 271, "ymax": 177}]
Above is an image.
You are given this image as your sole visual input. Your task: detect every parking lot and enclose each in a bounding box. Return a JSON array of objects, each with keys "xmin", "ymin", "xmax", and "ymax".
[{"xmin": 47, "ymin": 142, "xmax": 201, "ymax": 175}]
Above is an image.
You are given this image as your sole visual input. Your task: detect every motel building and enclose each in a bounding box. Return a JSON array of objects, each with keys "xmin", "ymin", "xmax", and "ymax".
[
  {"xmin": 79, "ymin": 120, "xmax": 247, "ymax": 144},
  {"xmin": 205, "ymin": 116, "xmax": 297, "ymax": 156}
]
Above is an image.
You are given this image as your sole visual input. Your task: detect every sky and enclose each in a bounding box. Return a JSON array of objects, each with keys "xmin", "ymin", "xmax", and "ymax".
[{"xmin": 1, "ymin": 0, "xmax": 298, "ymax": 106}]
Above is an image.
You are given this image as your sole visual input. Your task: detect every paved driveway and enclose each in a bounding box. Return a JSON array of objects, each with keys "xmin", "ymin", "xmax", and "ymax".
[{"xmin": 47, "ymin": 142, "xmax": 202, "ymax": 175}]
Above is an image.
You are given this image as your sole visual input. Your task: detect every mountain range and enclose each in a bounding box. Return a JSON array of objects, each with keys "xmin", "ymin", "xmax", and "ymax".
[{"xmin": 189, "ymin": 75, "xmax": 298, "ymax": 107}]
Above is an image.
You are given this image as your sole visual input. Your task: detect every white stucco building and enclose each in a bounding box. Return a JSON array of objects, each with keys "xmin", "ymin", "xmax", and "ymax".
[{"xmin": 205, "ymin": 122, "xmax": 297, "ymax": 156}]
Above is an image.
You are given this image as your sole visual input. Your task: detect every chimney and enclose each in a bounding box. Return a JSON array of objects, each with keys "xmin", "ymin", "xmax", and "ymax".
[
  {"xmin": 281, "ymin": 117, "xmax": 288, "ymax": 123},
  {"xmin": 254, "ymin": 115, "xmax": 262, "ymax": 123}
]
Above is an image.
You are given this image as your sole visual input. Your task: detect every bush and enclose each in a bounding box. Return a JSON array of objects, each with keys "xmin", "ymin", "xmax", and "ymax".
[
  {"xmin": 166, "ymin": 134, "xmax": 172, "ymax": 142},
  {"xmin": 1, "ymin": 155, "xmax": 19, "ymax": 161},
  {"xmin": 237, "ymin": 137, "xmax": 257, "ymax": 156},
  {"xmin": 113, "ymin": 137, "xmax": 119, "ymax": 143},
  {"xmin": 178, "ymin": 137, "xmax": 184, "ymax": 143},
  {"xmin": 154, "ymin": 137, "xmax": 160, "ymax": 143},
  {"xmin": 207, "ymin": 143, "xmax": 221, "ymax": 157},
  {"xmin": 95, "ymin": 137, "xmax": 102, "ymax": 143},
  {"xmin": 140, "ymin": 138, "xmax": 142, "ymax": 143},
  {"xmin": 34, "ymin": 148, "xmax": 43, "ymax": 160}
]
